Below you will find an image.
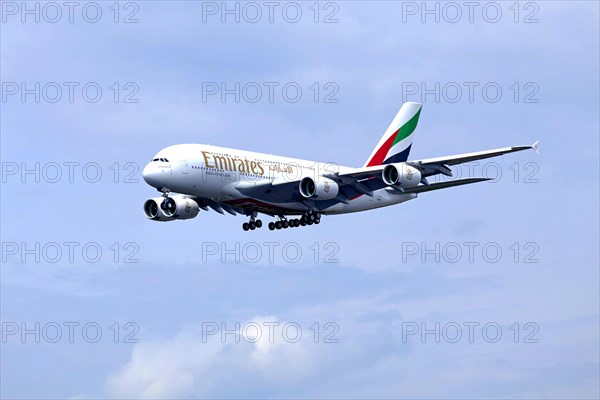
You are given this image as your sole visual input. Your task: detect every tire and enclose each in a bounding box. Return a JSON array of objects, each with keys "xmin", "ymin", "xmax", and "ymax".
[
  {"xmin": 282, "ymin": 220, "xmax": 289, "ymax": 228},
  {"xmin": 256, "ymin": 219, "xmax": 263, "ymax": 228},
  {"xmin": 268, "ymin": 222, "xmax": 275, "ymax": 230},
  {"xmin": 242, "ymin": 222, "xmax": 250, "ymax": 231},
  {"xmin": 249, "ymin": 221, "xmax": 256, "ymax": 230},
  {"xmin": 300, "ymin": 220, "xmax": 307, "ymax": 226},
  {"xmin": 293, "ymin": 219, "xmax": 300, "ymax": 227},
  {"xmin": 275, "ymin": 221, "xmax": 282, "ymax": 229},
  {"xmin": 314, "ymin": 218, "xmax": 320, "ymax": 224}
]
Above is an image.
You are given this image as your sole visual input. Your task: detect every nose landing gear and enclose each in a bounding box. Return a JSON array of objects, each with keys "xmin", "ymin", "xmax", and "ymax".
[{"xmin": 159, "ymin": 189, "xmax": 171, "ymax": 210}]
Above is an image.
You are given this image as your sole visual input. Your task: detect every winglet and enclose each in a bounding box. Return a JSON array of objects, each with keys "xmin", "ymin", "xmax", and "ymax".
[{"xmin": 531, "ymin": 140, "xmax": 540, "ymax": 154}]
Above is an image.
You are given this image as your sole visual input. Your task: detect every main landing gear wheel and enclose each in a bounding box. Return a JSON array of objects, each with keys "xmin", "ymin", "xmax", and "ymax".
[
  {"xmin": 242, "ymin": 215, "xmax": 263, "ymax": 231},
  {"xmin": 266, "ymin": 212, "xmax": 322, "ymax": 231}
]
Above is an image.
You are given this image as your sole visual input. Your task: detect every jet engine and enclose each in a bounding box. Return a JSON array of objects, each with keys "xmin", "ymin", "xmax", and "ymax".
[
  {"xmin": 143, "ymin": 195, "xmax": 200, "ymax": 221},
  {"xmin": 298, "ymin": 177, "xmax": 339, "ymax": 200},
  {"xmin": 382, "ymin": 163, "xmax": 422, "ymax": 188}
]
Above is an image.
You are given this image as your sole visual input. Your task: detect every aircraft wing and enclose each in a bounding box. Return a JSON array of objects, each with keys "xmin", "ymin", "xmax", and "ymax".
[
  {"xmin": 409, "ymin": 141, "xmax": 539, "ymax": 177},
  {"xmin": 231, "ymin": 141, "xmax": 539, "ymax": 209}
]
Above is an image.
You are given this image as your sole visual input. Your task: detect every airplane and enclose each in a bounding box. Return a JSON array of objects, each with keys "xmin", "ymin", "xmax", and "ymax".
[{"xmin": 142, "ymin": 102, "xmax": 539, "ymax": 231}]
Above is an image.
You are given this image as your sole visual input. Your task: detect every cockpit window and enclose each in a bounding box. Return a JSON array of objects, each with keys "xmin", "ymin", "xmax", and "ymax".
[
  {"xmin": 152, "ymin": 158, "xmax": 159, "ymax": 161},
  {"xmin": 164, "ymin": 158, "xmax": 169, "ymax": 162}
]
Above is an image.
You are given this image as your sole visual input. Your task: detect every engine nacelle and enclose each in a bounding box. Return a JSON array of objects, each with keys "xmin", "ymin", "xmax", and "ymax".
[
  {"xmin": 143, "ymin": 195, "xmax": 199, "ymax": 221},
  {"xmin": 382, "ymin": 163, "xmax": 421, "ymax": 188},
  {"xmin": 299, "ymin": 177, "xmax": 339, "ymax": 200}
]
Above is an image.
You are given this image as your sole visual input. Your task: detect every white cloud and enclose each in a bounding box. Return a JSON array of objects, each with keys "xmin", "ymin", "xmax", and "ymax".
[{"xmin": 106, "ymin": 316, "xmax": 330, "ymax": 399}]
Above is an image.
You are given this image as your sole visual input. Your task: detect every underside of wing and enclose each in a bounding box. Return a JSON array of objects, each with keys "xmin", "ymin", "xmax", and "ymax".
[
  {"xmin": 191, "ymin": 196, "xmax": 242, "ymax": 215},
  {"xmin": 323, "ymin": 167, "xmax": 391, "ymax": 203},
  {"xmin": 234, "ymin": 179, "xmax": 300, "ymax": 202},
  {"xmin": 401, "ymin": 177, "xmax": 492, "ymax": 193},
  {"xmin": 191, "ymin": 195, "xmax": 301, "ymax": 217}
]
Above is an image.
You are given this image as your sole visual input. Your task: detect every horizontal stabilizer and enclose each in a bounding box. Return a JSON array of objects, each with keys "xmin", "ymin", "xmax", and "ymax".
[{"xmin": 401, "ymin": 178, "xmax": 492, "ymax": 194}]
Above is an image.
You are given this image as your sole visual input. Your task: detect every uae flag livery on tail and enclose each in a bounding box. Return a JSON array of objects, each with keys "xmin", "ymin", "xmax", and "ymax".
[{"xmin": 364, "ymin": 102, "xmax": 422, "ymax": 167}]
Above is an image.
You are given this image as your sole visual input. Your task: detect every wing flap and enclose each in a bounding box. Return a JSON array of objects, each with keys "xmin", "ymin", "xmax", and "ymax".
[{"xmin": 401, "ymin": 178, "xmax": 492, "ymax": 194}]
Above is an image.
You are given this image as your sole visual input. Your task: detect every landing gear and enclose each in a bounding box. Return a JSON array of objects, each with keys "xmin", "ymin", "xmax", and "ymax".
[
  {"xmin": 238, "ymin": 210, "xmax": 320, "ymax": 232},
  {"xmin": 242, "ymin": 212, "xmax": 263, "ymax": 231},
  {"xmin": 268, "ymin": 216, "xmax": 292, "ymax": 230},
  {"xmin": 265, "ymin": 211, "xmax": 322, "ymax": 231},
  {"xmin": 159, "ymin": 189, "xmax": 171, "ymax": 210},
  {"xmin": 299, "ymin": 210, "xmax": 320, "ymax": 224}
]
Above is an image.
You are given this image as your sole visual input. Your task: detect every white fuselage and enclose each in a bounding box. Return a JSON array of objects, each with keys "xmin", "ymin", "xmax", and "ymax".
[{"xmin": 142, "ymin": 144, "xmax": 417, "ymax": 216}]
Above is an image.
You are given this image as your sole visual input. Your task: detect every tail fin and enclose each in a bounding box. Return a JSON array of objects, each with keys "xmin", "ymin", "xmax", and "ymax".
[{"xmin": 364, "ymin": 102, "xmax": 422, "ymax": 167}]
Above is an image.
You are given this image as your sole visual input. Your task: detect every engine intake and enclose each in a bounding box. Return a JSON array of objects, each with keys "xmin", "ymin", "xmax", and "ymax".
[
  {"xmin": 382, "ymin": 163, "xmax": 421, "ymax": 188},
  {"xmin": 143, "ymin": 195, "xmax": 199, "ymax": 221},
  {"xmin": 299, "ymin": 177, "xmax": 339, "ymax": 200}
]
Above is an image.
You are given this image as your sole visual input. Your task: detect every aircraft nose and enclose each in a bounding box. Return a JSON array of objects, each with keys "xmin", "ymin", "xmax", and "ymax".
[{"xmin": 143, "ymin": 163, "xmax": 159, "ymax": 186}]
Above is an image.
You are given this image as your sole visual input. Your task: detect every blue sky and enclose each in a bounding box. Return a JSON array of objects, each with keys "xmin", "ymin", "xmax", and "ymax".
[{"xmin": 1, "ymin": 1, "xmax": 599, "ymax": 398}]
